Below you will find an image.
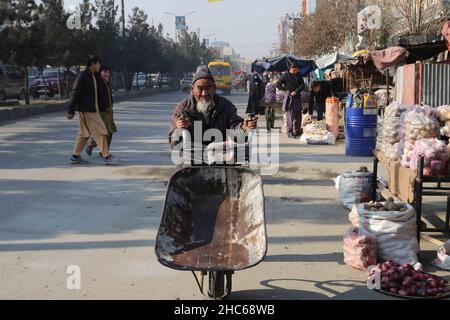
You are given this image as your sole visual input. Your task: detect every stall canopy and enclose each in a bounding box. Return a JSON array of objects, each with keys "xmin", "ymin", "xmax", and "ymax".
[
  {"xmin": 313, "ymin": 52, "xmax": 353, "ymax": 80},
  {"xmin": 257, "ymin": 54, "xmax": 317, "ymax": 76},
  {"xmin": 389, "ymin": 33, "xmax": 447, "ymax": 64},
  {"xmin": 370, "ymin": 46, "xmax": 409, "ymax": 73}
]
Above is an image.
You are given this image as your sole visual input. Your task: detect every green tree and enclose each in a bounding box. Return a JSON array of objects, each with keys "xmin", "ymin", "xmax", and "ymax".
[
  {"xmin": 39, "ymin": 0, "xmax": 72, "ymax": 99},
  {"xmin": 0, "ymin": 0, "xmax": 44, "ymax": 104}
]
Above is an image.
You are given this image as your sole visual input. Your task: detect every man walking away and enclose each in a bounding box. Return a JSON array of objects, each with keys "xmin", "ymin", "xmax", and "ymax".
[
  {"xmin": 85, "ymin": 66, "xmax": 117, "ymax": 157},
  {"xmin": 308, "ymin": 80, "xmax": 333, "ymax": 121},
  {"xmin": 67, "ymin": 55, "xmax": 120, "ymax": 165},
  {"xmin": 276, "ymin": 62, "xmax": 305, "ymax": 139}
]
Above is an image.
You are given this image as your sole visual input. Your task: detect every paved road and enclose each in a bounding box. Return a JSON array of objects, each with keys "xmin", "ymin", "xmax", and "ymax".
[{"xmin": 0, "ymin": 90, "xmax": 447, "ymax": 299}]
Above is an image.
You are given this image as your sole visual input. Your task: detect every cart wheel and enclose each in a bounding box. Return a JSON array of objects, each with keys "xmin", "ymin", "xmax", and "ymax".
[{"xmin": 208, "ymin": 271, "xmax": 232, "ymax": 300}]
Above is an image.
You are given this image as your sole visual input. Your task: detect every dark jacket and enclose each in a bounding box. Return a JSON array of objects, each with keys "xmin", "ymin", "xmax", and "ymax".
[
  {"xmin": 68, "ymin": 70, "xmax": 107, "ymax": 114},
  {"xmin": 308, "ymin": 80, "xmax": 333, "ymax": 113},
  {"xmin": 169, "ymin": 94, "xmax": 244, "ymax": 149},
  {"xmin": 98, "ymin": 79, "xmax": 113, "ymax": 111},
  {"xmin": 276, "ymin": 71, "xmax": 305, "ymax": 97},
  {"xmin": 246, "ymin": 72, "xmax": 265, "ymax": 114}
]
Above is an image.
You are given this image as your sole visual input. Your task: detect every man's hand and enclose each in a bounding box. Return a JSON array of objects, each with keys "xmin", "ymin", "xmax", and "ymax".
[
  {"xmin": 290, "ymin": 91, "xmax": 297, "ymax": 97},
  {"xmin": 243, "ymin": 117, "xmax": 258, "ymax": 132},
  {"xmin": 67, "ymin": 113, "xmax": 75, "ymax": 120},
  {"xmin": 176, "ymin": 118, "xmax": 190, "ymax": 129}
]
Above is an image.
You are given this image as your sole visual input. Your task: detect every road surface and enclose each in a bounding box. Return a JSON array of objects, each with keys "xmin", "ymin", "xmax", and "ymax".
[{"xmin": 0, "ymin": 90, "xmax": 447, "ymax": 299}]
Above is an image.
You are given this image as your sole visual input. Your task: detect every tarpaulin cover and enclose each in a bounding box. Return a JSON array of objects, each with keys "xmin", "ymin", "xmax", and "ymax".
[
  {"xmin": 315, "ymin": 52, "xmax": 353, "ymax": 70},
  {"xmin": 370, "ymin": 46, "xmax": 408, "ymax": 73},
  {"xmin": 257, "ymin": 54, "xmax": 317, "ymax": 76}
]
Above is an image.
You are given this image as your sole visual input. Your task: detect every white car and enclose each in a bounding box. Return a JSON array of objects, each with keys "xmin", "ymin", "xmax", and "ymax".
[{"xmin": 132, "ymin": 73, "xmax": 150, "ymax": 90}]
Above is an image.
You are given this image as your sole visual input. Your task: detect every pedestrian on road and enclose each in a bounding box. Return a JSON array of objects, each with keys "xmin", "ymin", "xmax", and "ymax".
[
  {"xmin": 84, "ymin": 65, "xmax": 118, "ymax": 157},
  {"xmin": 276, "ymin": 62, "xmax": 305, "ymax": 139},
  {"xmin": 169, "ymin": 65, "xmax": 258, "ymax": 151},
  {"xmin": 308, "ymin": 80, "xmax": 333, "ymax": 121},
  {"xmin": 67, "ymin": 55, "xmax": 120, "ymax": 165},
  {"xmin": 246, "ymin": 63, "xmax": 265, "ymax": 115}
]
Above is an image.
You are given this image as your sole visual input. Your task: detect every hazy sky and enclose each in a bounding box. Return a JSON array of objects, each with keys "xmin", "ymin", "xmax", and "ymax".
[{"xmin": 64, "ymin": 0, "xmax": 300, "ymax": 59}]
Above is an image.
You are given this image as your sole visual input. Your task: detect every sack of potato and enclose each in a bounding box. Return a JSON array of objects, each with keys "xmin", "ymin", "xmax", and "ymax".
[{"xmin": 349, "ymin": 197, "xmax": 419, "ymax": 265}]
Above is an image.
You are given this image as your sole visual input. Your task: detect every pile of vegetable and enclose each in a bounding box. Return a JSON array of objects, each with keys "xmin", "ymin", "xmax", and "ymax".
[
  {"xmin": 400, "ymin": 141, "xmax": 415, "ymax": 168},
  {"xmin": 404, "ymin": 109, "xmax": 440, "ymax": 143},
  {"xmin": 409, "ymin": 139, "xmax": 449, "ymax": 176},
  {"xmin": 436, "ymin": 105, "xmax": 450, "ymax": 137},
  {"xmin": 376, "ymin": 117, "xmax": 383, "ymax": 151},
  {"xmin": 365, "ymin": 197, "xmax": 408, "ymax": 212},
  {"xmin": 401, "ymin": 138, "xmax": 449, "ymax": 176},
  {"xmin": 380, "ymin": 103, "xmax": 406, "ymax": 161},
  {"xmin": 368, "ymin": 260, "xmax": 449, "ymax": 297},
  {"xmin": 300, "ymin": 121, "xmax": 336, "ymax": 145},
  {"xmin": 343, "ymin": 226, "xmax": 377, "ymax": 270}
]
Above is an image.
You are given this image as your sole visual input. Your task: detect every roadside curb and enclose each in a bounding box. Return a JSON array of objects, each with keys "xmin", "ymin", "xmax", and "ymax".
[{"xmin": 0, "ymin": 88, "xmax": 174, "ymax": 123}]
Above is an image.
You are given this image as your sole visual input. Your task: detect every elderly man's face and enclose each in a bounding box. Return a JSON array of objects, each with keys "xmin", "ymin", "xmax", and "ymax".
[{"xmin": 192, "ymin": 78, "xmax": 215, "ymax": 102}]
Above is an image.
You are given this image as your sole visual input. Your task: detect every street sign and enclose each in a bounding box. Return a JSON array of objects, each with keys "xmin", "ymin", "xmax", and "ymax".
[{"xmin": 175, "ymin": 16, "xmax": 186, "ymax": 30}]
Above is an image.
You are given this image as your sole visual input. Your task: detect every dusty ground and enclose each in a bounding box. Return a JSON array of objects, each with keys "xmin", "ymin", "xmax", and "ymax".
[{"xmin": 0, "ymin": 90, "xmax": 448, "ymax": 300}]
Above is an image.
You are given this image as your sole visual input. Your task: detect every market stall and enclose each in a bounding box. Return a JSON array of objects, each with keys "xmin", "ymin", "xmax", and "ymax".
[{"xmin": 373, "ymin": 103, "xmax": 450, "ymax": 242}]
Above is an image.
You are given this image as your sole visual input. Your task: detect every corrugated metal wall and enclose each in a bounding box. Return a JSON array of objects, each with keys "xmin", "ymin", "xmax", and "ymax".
[{"xmin": 421, "ymin": 63, "xmax": 450, "ymax": 107}]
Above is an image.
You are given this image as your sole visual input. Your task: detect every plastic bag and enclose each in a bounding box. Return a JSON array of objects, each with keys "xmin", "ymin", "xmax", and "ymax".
[
  {"xmin": 436, "ymin": 105, "xmax": 450, "ymax": 124},
  {"xmin": 343, "ymin": 226, "xmax": 378, "ymax": 270},
  {"xmin": 432, "ymin": 240, "xmax": 450, "ymax": 271},
  {"xmin": 376, "ymin": 117, "xmax": 384, "ymax": 151},
  {"xmin": 383, "ymin": 143, "xmax": 399, "ymax": 161},
  {"xmin": 299, "ymin": 131, "xmax": 336, "ymax": 145},
  {"xmin": 405, "ymin": 112, "xmax": 440, "ymax": 143},
  {"xmin": 382, "ymin": 117, "xmax": 401, "ymax": 144},
  {"xmin": 337, "ymin": 170, "xmax": 373, "ymax": 210},
  {"xmin": 384, "ymin": 102, "xmax": 405, "ymax": 118},
  {"xmin": 349, "ymin": 203, "xmax": 419, "ymax": 265},
  {"xmin": 409, "ymin": 138, "xmax": 449, "ymax": 176},
  {"xmin": 304, "ymin": 121, "xmax": 327, "ymax": 132},
  {"xmin": 400, "ymin": 141, "xmax": 415, "ymax": 168}
]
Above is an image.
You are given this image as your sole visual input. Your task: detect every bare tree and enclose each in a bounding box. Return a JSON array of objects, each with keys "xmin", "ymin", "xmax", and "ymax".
[{"xmin": 390, "ymin": 0, "xmax": 450, "ymax": 35}]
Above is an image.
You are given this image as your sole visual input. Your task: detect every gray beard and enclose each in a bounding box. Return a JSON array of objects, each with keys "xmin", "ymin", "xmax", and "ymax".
[{"xmin": 197, "ymin": 99, "xmax": 213, "ymax": 115}]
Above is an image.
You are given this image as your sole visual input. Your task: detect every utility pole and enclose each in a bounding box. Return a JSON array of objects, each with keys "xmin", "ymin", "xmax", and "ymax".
[{"xmin": 121, "ymin": 0, "xmax": 128, "ymax": 93}]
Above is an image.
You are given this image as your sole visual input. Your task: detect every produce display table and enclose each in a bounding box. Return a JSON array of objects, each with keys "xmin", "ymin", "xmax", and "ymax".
[{"xmin": 373, "ymin": 151, "xmax": 450, "ymax": 243}]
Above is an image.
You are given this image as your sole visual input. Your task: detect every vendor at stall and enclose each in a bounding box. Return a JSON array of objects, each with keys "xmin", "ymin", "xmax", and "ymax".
[
  {"xmin": 276, "ymin": 62, "xmax": 305, "ymax": 139},
  {"xmin": 308, "ymin": 80, "xmax": 333, "ymax": 121}
]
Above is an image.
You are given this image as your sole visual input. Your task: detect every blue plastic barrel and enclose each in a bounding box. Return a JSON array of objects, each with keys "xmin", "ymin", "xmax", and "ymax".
[{"xmin": 345, "ymin": 107, "xmax": 377, "ymax": 157}]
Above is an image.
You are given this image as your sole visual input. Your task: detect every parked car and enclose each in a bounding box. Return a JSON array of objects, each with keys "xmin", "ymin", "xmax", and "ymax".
[
  {"xmin": 132, "ymin": 73, "xmax": 151, "ymax": 90},
  {"xmin": 30, "ymin": 68, "xmax": 78, "ymax": 98},
  {"xmin": 151, "ymin": 73, "xmax": 162, "ymax": 88},
  {"xmin": 0, "ymin": 64, "xmax": 26, "ymax": 101},
  {"xmin": 180, "ymin": 73, "xmax": 193, "ymax": 92}
]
